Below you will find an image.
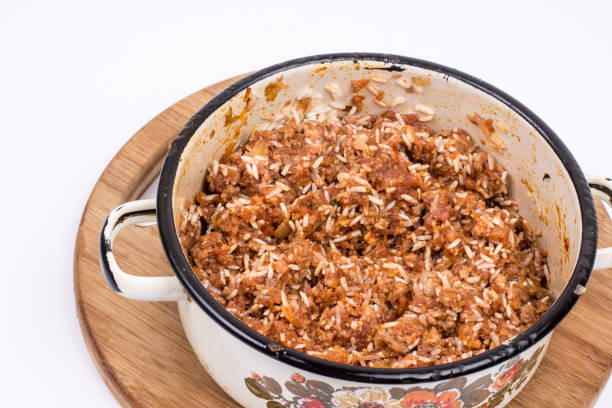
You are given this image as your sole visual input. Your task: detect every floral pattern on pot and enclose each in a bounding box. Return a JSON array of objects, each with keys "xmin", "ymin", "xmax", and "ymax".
[
  {"xmin": 332, "ymin": 387, "xmax": 399, "ymax": 407},
  {"xmin": 489, "ymin": 364, "xmax": 520, "ymax": 393},
  {"xmin": 245, "ymin": 345, "xmax": 545, "ymax": 408},
  {"xmin": 401, "ymin": 389, "xmax": 463, "ymax": 408},
  {"xmin": 484, "ymin": 344, "xmax": 546, "ymax": 408}
]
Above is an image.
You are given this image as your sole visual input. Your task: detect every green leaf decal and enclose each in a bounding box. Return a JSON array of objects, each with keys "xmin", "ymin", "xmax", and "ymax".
[
  {"xmin": 285, "ymin": 380, "xmax": 311, "ymax": 397},
  {"xmin": 263, "ymin": 376, "xmax": 282, "ymax": 395},
  {"xmin": 435, "ymin": 376, "xmax": 467, "ymax": 394},
  {"xmin": 389, "ymin": 387, "xmax": 409, "ymax": 400},
  {"xmin": 306, "ymin": 379, "xmax": 334, "ymax": 398},
  {"xmin": 486, "ymin": 390, "xmax": 507, "ymax": 408},
  {"xmin": 462, "ymin": 374, "xmax": 492, "ymax": 406},
  {"xmin": 245, "ymin": 378, "xmax": 273, "ymax": 400}
]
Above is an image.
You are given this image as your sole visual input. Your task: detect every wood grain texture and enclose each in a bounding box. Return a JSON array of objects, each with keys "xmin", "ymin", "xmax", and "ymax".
[{"xmin": 74, "ymin": 76, "xmax": 612, "ymax": 408}]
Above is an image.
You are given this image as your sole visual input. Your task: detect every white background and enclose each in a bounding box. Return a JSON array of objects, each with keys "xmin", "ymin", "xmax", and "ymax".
[{"xmin": 1, "ymin": 0, "xmax": 610, "ymax": 406}]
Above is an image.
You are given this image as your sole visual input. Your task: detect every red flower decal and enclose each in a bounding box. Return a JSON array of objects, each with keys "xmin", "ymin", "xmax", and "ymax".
[
  {"xmin": 298, "ymin": 396, "xmax": 326, "ymax": 408},
  {"xmin": 490, "ymin": 364, "xmax": 520, "ymax": 392},
  {"xmin": 251, "ymin": 372, "xmax": 261, "ymax": 382},
  {"xmin": 402, "ymin": 389, "xmax": 463, "ymax": 408},
  {"xmin": 291, "ymin": 372, "xmax": 306, "ymax": 383}
]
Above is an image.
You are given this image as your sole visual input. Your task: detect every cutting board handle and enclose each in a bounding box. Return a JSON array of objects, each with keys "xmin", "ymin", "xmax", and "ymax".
[{"xmin": 99, "ymin": 199, "xmax": 187, "ymax": 301}]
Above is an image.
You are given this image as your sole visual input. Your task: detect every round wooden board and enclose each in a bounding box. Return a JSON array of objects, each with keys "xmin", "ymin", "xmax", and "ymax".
[{"xmin": 74, "ymin": 75, "xmax": 612, "ymax": 408}]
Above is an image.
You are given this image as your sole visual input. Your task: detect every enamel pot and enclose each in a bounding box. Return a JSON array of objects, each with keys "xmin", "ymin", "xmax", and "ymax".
[{"xmin": 100, "ymin": 53, "xmax": 612, "ymax": 408}]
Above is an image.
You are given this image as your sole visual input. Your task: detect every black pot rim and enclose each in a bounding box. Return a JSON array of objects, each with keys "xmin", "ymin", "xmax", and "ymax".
[{"xmin": 157, "ymin": 53, "xmax": 596, "ymax": 384}]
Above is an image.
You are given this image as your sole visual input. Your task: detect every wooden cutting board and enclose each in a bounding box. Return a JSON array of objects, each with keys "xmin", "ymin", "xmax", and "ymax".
[{"xmin": 73, "ymin": 75, "xmax": 612, "ymax": 408}]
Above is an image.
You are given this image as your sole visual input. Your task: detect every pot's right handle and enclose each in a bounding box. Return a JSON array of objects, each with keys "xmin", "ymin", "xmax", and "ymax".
[
  {"xmin": 99, "ymin": 199, "xmax": 187, "ymax": 301},
  {"xmin": 588, "ymin": 175, "xmax": 612, "ymax": 270}
]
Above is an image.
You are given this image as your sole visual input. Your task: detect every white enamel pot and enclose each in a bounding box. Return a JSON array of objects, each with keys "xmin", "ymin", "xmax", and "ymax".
[{"xmin": 100, "ymin": 53, "xmax": 612, "ymax": 408}]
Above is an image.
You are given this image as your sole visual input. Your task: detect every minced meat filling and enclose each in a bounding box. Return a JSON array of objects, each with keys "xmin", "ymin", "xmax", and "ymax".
[{"xmin": 179, "ymin": 110, "xmax": 552, "ymax": 368}]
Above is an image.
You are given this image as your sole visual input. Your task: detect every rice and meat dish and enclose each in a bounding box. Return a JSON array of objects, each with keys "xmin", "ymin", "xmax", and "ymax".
[{"xmin": 178, "ymin": 104, "xmax": 552, "ymax": 368}]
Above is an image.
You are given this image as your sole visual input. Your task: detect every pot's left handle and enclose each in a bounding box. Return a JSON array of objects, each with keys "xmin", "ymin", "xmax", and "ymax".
[
  {"xmin": 588, "ymin": 176, "xmax": 612, "ymax": 270},
  {"xmin": 99, "ymin": 199, "xmax": 187, "ymax": 301}
]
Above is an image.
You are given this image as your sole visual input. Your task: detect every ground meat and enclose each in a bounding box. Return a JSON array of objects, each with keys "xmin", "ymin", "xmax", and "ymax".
[
  {"xmin": 179, "ymin": 110, "xmax": 553, "ymax": 368},
  {"xmin": 350, "ymin": 94, "xmax": 366, "ymax": 112}
]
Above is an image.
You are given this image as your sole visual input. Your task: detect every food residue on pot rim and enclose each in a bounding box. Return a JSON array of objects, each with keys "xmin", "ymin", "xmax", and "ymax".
[
  {"xmin": 411, "ymin": 75, "xmax": 431, "ymax": 86},
  {"xmin": 264, "ymin": 76, "xmax": 289, "ymax": 101},
  {"xmin": 224, "ymin": 107, "xmax": 241, "ymax": 126},
  {"xmin": 521, "ymin": 178, "xmax": 533, "ymax": 193},
  {"xmin": 468, "ymin": 113, "xmax": 507, "ymax": 151}
]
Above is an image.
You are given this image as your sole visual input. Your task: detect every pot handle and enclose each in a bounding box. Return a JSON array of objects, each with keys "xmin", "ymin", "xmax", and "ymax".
[
  {"xmin": 588, "ymin": 175, "xmax": 612, "ymax": 270},
  {"xmin": 99, "ymin": 199, "xmax": 187, "ymax": 301}
]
